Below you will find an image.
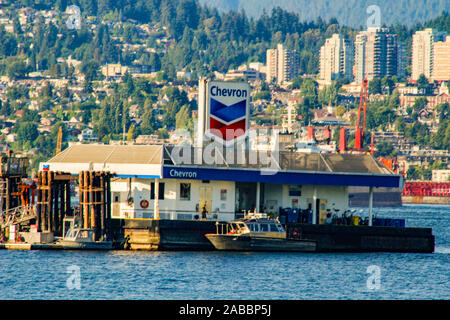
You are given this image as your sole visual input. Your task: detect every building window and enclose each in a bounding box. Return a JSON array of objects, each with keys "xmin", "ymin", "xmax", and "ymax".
[
  {"xmin": 150, "ymin": 182, "xmax": 165, "ymax": 200},
  {"xmin": 220, "ymin": 189, "xmax": 227, "ymax": 201},
  {"xmin": 180, "ymin": 183, "xmax": 191, "ymax": 200}
]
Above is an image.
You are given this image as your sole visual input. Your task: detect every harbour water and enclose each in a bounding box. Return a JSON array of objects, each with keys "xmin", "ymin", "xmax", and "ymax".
[{"xmin": 0, "ymin": 205, "xmax": 448, "ymax": 300}]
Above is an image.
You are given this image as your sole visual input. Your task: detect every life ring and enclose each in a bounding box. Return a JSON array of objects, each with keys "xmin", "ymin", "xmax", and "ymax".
[
  {"xmin": 140, "ymin": 199, "xmax": 149, "ymax": 209},
  {"xmin": 292, "ymin": 228, "xmax": 301, "ymax": 239}
]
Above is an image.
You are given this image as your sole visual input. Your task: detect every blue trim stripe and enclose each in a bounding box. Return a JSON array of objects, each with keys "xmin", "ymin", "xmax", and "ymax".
[{"xmin": 162, "ymin": 166, "xmax": 400, "ymax": 188}]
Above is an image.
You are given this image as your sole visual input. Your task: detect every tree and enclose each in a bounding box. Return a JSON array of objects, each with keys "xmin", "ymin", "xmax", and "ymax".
[
  {"xmin": 436, "ymin": 103, "xmax": 449, "ymax": 122},
  {"xmin": 382, "ymin": 76, "xmax": 395, "ymax": 95},
  {"xmin": 406, "ymin": 166, "xmax": 420, "ymax": 180},
  {"xmin": 16, "ymin": 122, "xmax": 38, "ymax": 147},
  {"xmin": 175, "ymin": 104, "xmax": 193, "ymax": 132},
  {"xmin": 375, "ymin": 142, "xmax": 395, "ymax": 157},
  {"xmin": 417, "ymin": 74, "xmax": 429, "ymax": 93},
  {"xmin": 300, "ymin": 79, "xmax": 319, "ymax": 108},
  {"xmin": 0, "ymin": 100, "xmax": 12, "ymax": 116},
  {"xmin": 368, "ymin": 78, "xmax": 382, "ymax": 94},
  {"xmin": 80, "ymin": 60, "xmax": 100, "ymax": 82},
  {"xmin": 127, "ymin": 125, "xmax": 135, "ymax": 141},
  {"xmin": 7, "ymin": 61, "xmax": 28, "ymax": 80},
  {"xmin": 412, "ymin": 97, "xmax": 428, "ymax": 112}
]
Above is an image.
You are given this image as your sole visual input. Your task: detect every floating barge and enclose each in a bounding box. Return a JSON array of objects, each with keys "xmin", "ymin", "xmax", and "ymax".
[{"xmin": 0, "ymin": 145, "xmax": 435, "ymax": 253}]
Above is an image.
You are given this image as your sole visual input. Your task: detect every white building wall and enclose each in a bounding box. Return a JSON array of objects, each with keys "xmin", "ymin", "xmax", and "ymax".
[
  {"xmin": 111, "ymin": 178, "xmax": 349, "ymax": 222},
  {"xmin": 111, "ymin": 178, "xmax": 235, "ymax": 221},
  {"xmin": 263, "ymin": 183, "xmax": 348, "ymax": 215}
]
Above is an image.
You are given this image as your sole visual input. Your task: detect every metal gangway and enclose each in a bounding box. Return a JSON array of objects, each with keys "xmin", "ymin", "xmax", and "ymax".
[{"xmin": 0, "ymin": 205, "xmax": 37, "ymax": 229}]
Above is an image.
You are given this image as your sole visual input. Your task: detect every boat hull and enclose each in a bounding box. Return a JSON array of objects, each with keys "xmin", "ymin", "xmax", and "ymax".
[
  {"xmin": 205, "ymin": 234, "xmax": 316, "ymax": 252},
  {"xmin": 56, "ymin": 240, "xmax": 113, "ymax": 250}
]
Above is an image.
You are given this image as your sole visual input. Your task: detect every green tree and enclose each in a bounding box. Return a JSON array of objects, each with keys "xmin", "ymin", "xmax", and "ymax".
[
  {"xmin": 417, "ymin": 74, "xmax": 429, "ymax": 93},
  {"xmin": 175, "ymin": 104, "xmax": 193, "ymax": 132},
  {"xmin": 375, "ymin": 142, "xmax": 395, "ymax": 157},
  {"xmin": 368, "ymin": 78, "xmax": 382, "ymax": 94},
  {"xmin": 16, "ymin": 122, "xmax": 38, "ymax": 147},
  {"xmin": 7, "ymin": 61, "xmax": 28, "ymax": 80},
  {"xmin": 382, "ymin": 76, "xmax": 395, "ymax": 95}
]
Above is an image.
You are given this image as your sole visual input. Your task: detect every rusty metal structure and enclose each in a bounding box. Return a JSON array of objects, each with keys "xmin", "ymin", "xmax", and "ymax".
[
  {"xmin": 35, "ymin": 170, "xmax": 112, "ymax": 240},
  {"xmin": 36, "ymin": 171, "xmax": 73, "ymax": 236},
  {"xmin": 0, "ymin": 152, "xmax": 29, "ymax": 213},
  {"xmin": 78, "ymin": 171, "xmax": 112, "ymax": 241}
]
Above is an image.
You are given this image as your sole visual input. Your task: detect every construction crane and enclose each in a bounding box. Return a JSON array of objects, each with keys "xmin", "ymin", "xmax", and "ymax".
[
  {"xmin": 338, "ymin": 79, "xmax": 373, "ymax": 154},
  {"xmin": 56, "ymin": 126, "xmax": 63, "ymax": 154},
  {"xmin": 355, "ymin": 78, "xmax": 369, "ymax": 150}
]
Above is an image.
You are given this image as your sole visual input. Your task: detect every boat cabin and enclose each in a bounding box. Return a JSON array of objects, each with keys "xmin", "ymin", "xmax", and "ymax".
[
  {"xmin": 216, "ymin": 218, "xmax": 286, "ymax": 239},
  {"xmin": 63, "ymin": 228, "xmax": 96, "ymax": 243},
  {"xmin": 62, "ymin": 216, "xmax": 95, "ymax": 242}
]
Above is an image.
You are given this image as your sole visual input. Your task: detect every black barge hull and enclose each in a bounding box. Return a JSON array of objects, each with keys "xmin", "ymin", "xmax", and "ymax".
[{"xmin": 121, "ymin": 220, "xmax": 434, "ymax": 253}]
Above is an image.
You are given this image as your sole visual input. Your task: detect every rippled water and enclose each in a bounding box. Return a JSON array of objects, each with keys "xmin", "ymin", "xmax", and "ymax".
[{"xmin": 0, "ymin": 205, "xmax": 448, "ymax": 300}]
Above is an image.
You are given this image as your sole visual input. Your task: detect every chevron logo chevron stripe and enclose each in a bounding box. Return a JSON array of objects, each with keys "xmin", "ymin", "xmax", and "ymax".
[{"xmin": 209, "ymin": 118, "xmax": 246, "ymax": 141}]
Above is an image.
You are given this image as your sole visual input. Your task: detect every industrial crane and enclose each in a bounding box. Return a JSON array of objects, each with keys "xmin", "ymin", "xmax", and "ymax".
[
  {"xmin": 355, "ymin": 78, "xmax": 369, "ymax": 150},
  {"xmin": 338, "ymin": 78, "xmax": 372, "ymax": 154}
]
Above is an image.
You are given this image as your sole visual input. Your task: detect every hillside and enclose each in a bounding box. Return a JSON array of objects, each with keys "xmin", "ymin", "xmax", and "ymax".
[{"xmin": 198, "ymin": 0, "xmax": 450, "ymax": 27}]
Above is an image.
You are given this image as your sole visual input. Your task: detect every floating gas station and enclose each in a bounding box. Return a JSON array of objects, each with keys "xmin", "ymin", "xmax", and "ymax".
[{"xmin": 31, "ymin": 80, "xmax": 433, "ymax": 252}]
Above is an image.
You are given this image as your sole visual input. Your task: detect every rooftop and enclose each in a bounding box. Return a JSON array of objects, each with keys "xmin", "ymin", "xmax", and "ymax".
[{"xmin": 42, "ymin": 144, "xmax": 400, "ymax": 187}]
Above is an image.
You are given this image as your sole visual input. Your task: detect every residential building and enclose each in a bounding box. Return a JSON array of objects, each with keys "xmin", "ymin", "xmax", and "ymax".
[
  {"xmin": 266, "ymin": 48, "xmax": 278, "ymax": 83},
  {"xmin": 101, "ymin": 64, "xmax": 128, "ymax": 79},
  {"xmin": 432, "ymin": 170, "xmax": 450, "ymax": 182},
  {"xmin": 354, "ymin": 28, "xmax": 404, "ymax": 84},
  {"xmin": 319, "ymin": 34, "xmax": 354, "ymax": 83},
  {"xmin": 78, "ymin": 128, "xmax": 98, "ymax": 142},
  {"xmin": 224, "ymin": 65, "xmax": 265, "ymax": 82},
  {"xmin": 266, "ymin": 44, "xmax": 299, "ymax": 85},
  {"xmin": 432, "ymin": 36, "xmax": 450, "ymax": 81},
  {"xmin": 411, "ymin": 28, "xmax": 446, "ymax": 81}
]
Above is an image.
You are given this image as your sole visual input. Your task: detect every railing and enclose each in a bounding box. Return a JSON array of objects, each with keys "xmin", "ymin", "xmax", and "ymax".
[
  {"xmin": 0, "ymin": 205, "xmax": 37, "ymax": 229},
  {"xmin": 403, "ymin": 182, "xmax": 450, "ymax": 197}
]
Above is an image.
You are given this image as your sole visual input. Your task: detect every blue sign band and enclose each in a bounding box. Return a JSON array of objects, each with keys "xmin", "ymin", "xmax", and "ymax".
[{"xmin": 162, "ymin": 166, "xmax": 400, "ymax": 188}]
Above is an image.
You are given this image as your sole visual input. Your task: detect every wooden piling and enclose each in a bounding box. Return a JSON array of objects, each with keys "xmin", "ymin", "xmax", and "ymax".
[
  {"xmin": 83, "ymin": 171, "xmax": 89, "ymax": 229},
  {"xmin": 42, "ymin": 171, "xmax": 48, "ymax": 231},
  {"xmin": 105, "ymin": 173, "xmax": 111, "ymax": 240},
  {"xmin": 100, "ymin": 173, "xmax": 105, "ymax": 241},
  {"xmin": 48, "ymin": 171, "xmax": 53, "ymax": 232},
  {"xmin": 36, "ymin": 172, "xmax": 42, "ymax": 232}
]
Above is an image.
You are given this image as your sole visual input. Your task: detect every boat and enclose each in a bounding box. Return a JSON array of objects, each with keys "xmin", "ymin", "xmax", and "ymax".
[
  {"xmin": 56, "ymin": 228, "xmax": 113, "ymax": 250},
  {"xmin": 55, "ymin": 217, "xmax": 113, "ymax": 250},
  {"xmin": 205, "ymin": 214, "xmax": 316, "ymax": 252}
]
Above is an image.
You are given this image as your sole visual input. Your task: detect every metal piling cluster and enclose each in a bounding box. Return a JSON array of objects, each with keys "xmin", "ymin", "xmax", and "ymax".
[
  {"xmin": 36, "ymin": 171, "xmax": 71, "ymax": 236},
  {"xmin": 78, "ymin": 171, "xmax": 112, "ymax": 241}
]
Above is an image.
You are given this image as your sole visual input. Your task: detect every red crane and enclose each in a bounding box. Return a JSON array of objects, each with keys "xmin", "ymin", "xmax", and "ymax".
[{"xmin": 355, "ymin": 78, "xmax": 369, "ymax": 150}]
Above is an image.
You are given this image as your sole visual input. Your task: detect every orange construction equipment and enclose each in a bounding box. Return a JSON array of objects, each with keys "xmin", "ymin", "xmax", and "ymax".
[
  {"xmin": 355, "ymin": 79, "xmax": 369, "ymax": 150},
  {"xmin": 56, "ymin": 126, "xmax": 63, "ymax": 154}
]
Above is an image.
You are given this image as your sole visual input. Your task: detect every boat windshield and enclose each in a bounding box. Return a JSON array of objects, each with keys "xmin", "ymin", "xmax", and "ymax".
[
  {"xmin": 65, "ymin": 230, "xmax": 77, "ymax": 238},
  {"xmin": 229, "ymin": 222, "xmax": 249, "ymax": 234},
  {"xmin": 245, "ymin": 221, "xmax": 284, "ymax": 233}
]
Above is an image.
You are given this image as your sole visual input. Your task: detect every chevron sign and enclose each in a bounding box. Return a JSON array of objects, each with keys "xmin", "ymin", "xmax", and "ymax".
[{"xmin": 206, "ymin": 81, "xmax": 250, "ymax": 144}]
